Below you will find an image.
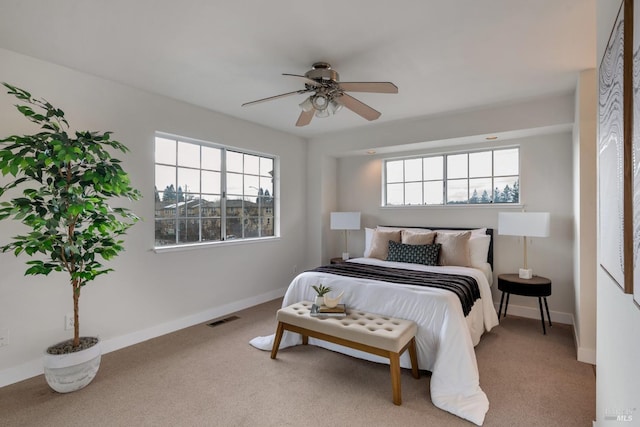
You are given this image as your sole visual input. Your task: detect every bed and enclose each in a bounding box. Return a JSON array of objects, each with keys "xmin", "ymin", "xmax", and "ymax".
[{"xmin": 250, "ymin": 226, "xmax": 499, "ymax": 426}]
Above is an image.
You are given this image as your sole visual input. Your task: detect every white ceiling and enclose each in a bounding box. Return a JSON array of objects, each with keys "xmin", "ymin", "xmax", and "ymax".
[{"xmin": 0, "ymin": 0, "xmax": 595, "ymax": 139}]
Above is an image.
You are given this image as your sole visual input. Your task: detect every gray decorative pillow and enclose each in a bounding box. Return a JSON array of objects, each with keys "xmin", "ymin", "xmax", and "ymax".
[
  {"xmin": 387, "ymin": 240, "xmax": 441, "ymax": 265},
  {"xmin": 368, "ymin": 229, "xmax": 401, "ymax": 260},
  {"xmin": 401, "ymin": 229, "xmax": 436, "ymax": 245},
  {"xmin": 435, "ymin": 231, "xmax": 472, "ymax": 266}
]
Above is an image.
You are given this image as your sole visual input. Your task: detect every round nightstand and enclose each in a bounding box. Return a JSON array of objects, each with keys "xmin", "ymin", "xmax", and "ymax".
[
  {"xmin": 330, "ymin": 257, "xmax": 347, "ymax": 264},
  {"xmin": 497, "ymin": 274, "xmax": 552, "ymax": 334}
]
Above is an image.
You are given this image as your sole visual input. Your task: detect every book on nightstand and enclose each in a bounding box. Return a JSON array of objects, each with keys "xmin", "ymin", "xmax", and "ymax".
[{"xmin": 310, "ymin": 304, "xmax": 347, "ymax": 317}]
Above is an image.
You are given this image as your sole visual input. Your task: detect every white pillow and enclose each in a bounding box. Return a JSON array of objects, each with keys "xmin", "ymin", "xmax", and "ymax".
[
  {"xmin": 475, "ymin": 262, "xmax": 494, "ymax": 287},
  {"xmin": 364, "ymin": 227, "xmax": 375, "ymax": 257},
  {"xmin": 469, "ymin": 234, "xmax": 491, "ymax": 267}
]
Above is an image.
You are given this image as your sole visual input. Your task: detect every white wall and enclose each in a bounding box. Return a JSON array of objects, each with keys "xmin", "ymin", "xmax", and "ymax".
[
  {"xmin": 333, "ymin": 133, "xmax": 575, "ymax": 319},
  {"xmin": 308, "ymin": 93, "xmax": 577, "ymax": 324},
  {"xmin": 0, "ymin": 48, "xmax": 308, "ymax": 386},
  {"xmin": 595, "ymin": 1, "xmax": 640, "ymax": 425},
  {"xmin": 572, "ymin": 69, "xmax": 597, "ymax": 364}
]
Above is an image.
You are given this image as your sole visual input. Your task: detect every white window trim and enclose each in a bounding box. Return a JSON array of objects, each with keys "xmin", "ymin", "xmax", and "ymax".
[
  {"xmin": 382, "ymin": 146, "xmax": 520, "ymax": 207},
  {"xmin": 154, "ymin": 132, "xmax": 279, "ymax": 250}
]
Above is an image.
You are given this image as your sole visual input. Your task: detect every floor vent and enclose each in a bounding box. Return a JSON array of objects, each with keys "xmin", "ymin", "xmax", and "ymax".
[{"xmin": 207, "ymin": 315, "xmax": 240, "ymax": 327}]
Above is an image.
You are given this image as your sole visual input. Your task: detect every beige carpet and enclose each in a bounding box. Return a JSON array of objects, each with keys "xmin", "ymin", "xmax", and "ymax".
[{"xmin": 0, "ymin": 298, "xmax": 595, "ymax": 426}]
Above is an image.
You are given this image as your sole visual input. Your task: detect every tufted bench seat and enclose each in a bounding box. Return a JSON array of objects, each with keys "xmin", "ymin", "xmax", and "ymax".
[{"xmin": 270, "ymin": 301, "xmax": 419, "ymax": 405}]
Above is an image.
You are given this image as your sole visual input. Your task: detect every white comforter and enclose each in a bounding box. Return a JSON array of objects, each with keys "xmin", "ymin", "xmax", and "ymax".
[{"xmin": 250, "ymin": 258, "xmax": 499, "ymax": 426}]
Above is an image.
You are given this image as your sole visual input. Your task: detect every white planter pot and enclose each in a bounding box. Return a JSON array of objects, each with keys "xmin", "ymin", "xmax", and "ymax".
[
  {"xmin": 43, "ymin": 339, "xmax": 101, "ymax": 393},
  {"xmin": 315, "ymin": 296, "xmax": 324, "ymax": 306}
]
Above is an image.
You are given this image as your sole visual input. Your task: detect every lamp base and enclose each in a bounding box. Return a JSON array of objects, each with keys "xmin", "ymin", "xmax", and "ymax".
[
  {"xmin": 519, "ymin": 268, "xmax": 533, "ymax": 279},
  {"xmin": 342, "ymin": 252, "xmax": 350, "ymax": 261}
]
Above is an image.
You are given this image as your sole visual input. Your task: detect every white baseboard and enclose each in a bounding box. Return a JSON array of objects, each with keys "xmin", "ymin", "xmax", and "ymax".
[
  {"xmin": 493, "ymin": 301, "xmax": 573, "ymax": 325},
  {"xmin": 577, "ymin": 346, "xmax": 596, "ymax": 365},
  {"xmin": 0, "ymin": 359, "xmax": 43, "ymax": 389},
  {"xmin": 0, "ymin": 287, "xmax": 287, "ymax": 388},
  {"xmin": 571, "ymin": 315, "xmax": 596, "ymax": 365}
]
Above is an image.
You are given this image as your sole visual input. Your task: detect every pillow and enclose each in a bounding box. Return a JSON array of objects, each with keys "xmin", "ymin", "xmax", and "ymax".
[
  {"xmin": 469, "ymin": 234, "xmax": 491, "ymax": 267},
  {"xmin": 386, "ymin": 240, "xmax": 441, "ymax": 265},
  {"xmin": 436, "ymin": 227, "xmax": 487, "ymax": 236},
  {"xmin": 364, "ymin": 227, "xmax": 375, "ymax": 257},
  {"xmin": 375, "ymin": 226, "xmax": 407, "ymax": 232},
  {"xmin": 435, "ymin": 231, "xmax": 472, "ymax": 266},
  {"xmin": 475, "ymin": 262, "xmax": 494, "ymax": 287},
  {"xmin": 401, "ymin": 229, "xmax": 436, "ymax": 245},
  {"xmin": 423, "ymin": 243, "xmax": 441, "ymax": 265},
  {"xmin": 367, "ymin": 229, "xmax": 401, "ymax": 260}
]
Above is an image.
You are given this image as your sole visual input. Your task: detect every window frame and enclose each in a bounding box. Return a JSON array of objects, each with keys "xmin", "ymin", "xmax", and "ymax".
[
  {"xmin": 154, "ymin": 132, "xmax": 278, "ymax": 250},
  {"xmin": 382, "ymin": 146, "xmax": 520, "ymax": 207}
]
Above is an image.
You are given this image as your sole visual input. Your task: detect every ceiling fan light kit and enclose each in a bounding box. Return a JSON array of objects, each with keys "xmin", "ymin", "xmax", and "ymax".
[
  {"xmin": 242, "ymin": 62, "xmax": 397, "ymax": 127},
  {"xmin": 299, "ymin": 97, "xmax": 314, "ymax": 112},
  {"xmin": 311, "ymin": 93, "xmax": 329, "ymax": 110},
  {"xmin": 315, "ymin": 107, "xmax": 330, "ymax": 118}
]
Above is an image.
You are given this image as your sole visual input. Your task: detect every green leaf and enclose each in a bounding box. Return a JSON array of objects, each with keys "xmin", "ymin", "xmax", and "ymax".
[{"xmin": 0, "ymin": 83, "xmax": 140, "ymax": 336}]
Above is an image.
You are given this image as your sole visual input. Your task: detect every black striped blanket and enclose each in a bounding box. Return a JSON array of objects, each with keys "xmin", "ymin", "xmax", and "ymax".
[{"xmin": 310, "ymin": 263, "xmax": 480, "ymax": 316}]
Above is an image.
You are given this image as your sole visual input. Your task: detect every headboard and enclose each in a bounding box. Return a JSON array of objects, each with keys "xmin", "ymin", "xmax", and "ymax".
[{"xmin": 381, "ymin": 226, "xmax": 494, "ymax": 268}]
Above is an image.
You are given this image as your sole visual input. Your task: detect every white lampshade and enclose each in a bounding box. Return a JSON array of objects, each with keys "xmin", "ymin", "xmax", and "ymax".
[
  {"xmin": 498, "ymin": 212, "xmax": 550, "ymax": 237},
  {"xmin": 330, "ymin": 212, "xmax": 361, "ymax": 230},
  {"xmin": 498, "ymin": 211, "xmax": 550, "ymax": 279},
  {"xmin": 331, "ymin": 212, "xmax": 361, "ymax": 261}
]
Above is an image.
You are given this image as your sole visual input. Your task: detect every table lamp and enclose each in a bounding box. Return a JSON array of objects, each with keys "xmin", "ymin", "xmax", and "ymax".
[
  {"xmin": 330, "ymin": 212, "xmax": 361, "ymax": 260},
  {"xmin": 498, "ymin": 212, "xmax": 550, "ymax": 279}
]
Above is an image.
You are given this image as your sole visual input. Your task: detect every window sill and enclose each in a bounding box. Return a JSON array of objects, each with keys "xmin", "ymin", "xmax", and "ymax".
[
  {"xmin": 381, "ymin": 204, "xmax": 524, "ymax": 210},
  {"xmin": 153, "ymin": 236, "xmax": 281, "ymax": 253}
]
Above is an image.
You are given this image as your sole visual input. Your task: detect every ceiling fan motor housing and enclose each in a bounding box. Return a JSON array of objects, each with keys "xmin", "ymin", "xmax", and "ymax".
[{"xmin": 305, "ymin": 62, "xmax": 339, "ymax": 82}]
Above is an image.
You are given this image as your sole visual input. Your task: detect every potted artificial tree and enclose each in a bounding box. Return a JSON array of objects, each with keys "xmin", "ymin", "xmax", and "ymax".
[{"xmin": 0, "ymin": 83, "xmax": 141, "ymax": 392}]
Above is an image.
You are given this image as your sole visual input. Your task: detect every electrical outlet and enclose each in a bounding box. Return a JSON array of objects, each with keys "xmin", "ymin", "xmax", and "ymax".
[
  {"xmin": 65, "ymin": 313, "xmax": 74, "ymax": 331},
  {"xmin": 0, "ymin": 328, "xmax": 8, "ymax": 348}
]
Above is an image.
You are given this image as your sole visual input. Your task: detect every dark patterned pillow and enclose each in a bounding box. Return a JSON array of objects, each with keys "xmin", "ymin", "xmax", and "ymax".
[
  {"xmin": 387, "ymin": 240, "xmax": 441, "ymax": 265},
  {"xmin": 423, "ymin": 243, "xmax": 441, "ymax": 266}
]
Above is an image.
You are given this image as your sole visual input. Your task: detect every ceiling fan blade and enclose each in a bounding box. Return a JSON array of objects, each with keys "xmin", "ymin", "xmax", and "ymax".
[
  {"xmin": 282, "ymin": 73, "xmax": 322, "ymax": 87},
  {"xmin": 338, "ymin": 82, "xmax": 398, "ymax": 94},
  {"xmin": 335, "ymin": 94, "xmax": 382, "ymax": 121},
  {"xmin": 295, "ymin": 109, "xmax": 314, "ymax": 127},
  {"xmin": 242, "ymin": 89, "xmax": 309, "ymax": 107}
]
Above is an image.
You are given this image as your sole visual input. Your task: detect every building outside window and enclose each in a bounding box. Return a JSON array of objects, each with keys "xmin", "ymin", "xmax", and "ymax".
[
  {"xmin": 384, "ymin": 147, "xmax": 519, "ymax": 206},
  {"xmin": 154, "ymin": 134, "xmax": 276, "ymax": 248}
]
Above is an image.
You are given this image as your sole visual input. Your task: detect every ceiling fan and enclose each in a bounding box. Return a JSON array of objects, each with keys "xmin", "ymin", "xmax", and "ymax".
[{"xmin": 242, "ymin": 62, "xmax": 398, "ymax": 127}]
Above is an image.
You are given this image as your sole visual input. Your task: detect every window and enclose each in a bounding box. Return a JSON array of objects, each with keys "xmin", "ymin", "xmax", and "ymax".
[
  {"xmin": 384, "ymin": 148, "xmax": 519, "ymax": 206},
  {"xmin": 154, "ymin": 135, "xmax": 276, "ymax": 247}
]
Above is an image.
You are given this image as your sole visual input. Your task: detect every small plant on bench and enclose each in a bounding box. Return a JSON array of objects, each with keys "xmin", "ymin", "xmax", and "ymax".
[
  {"xmin": 312, "ymin": 284, "xmax": 332, "ymax": 296},
  {"xmin": 311, "ymin": 284, "xmax": 331, "ymax": 306}
]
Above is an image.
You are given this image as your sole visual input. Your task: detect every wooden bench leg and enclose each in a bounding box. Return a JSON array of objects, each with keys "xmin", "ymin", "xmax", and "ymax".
[
  {"xmin": 408, "ymin": 338, "xmax": 420, "ymax": 379},
  {"xmin": 389, "ymin": 352, "xmax": 402, "ymax": 405},
  {"xmin": 302, "ymin": 335, "xmax": 308, "ymax": 345},
  {"xmin": 270, "ymin": 322, "xmax": 285, "ymax": 359}
]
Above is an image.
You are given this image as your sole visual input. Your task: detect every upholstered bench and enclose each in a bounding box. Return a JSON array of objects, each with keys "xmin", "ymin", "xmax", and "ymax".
[{"xmin": 270, "ymin": 301, "xmax": 420, "ymax": 405}]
